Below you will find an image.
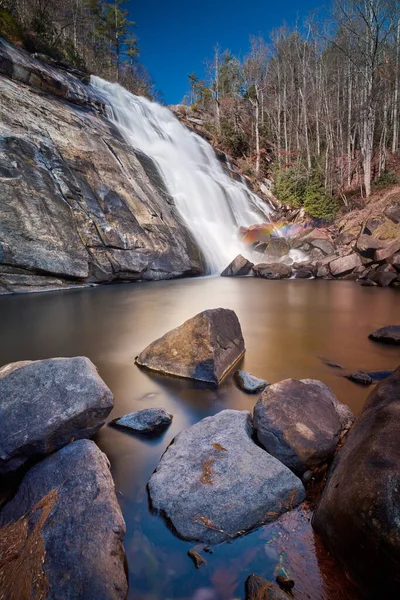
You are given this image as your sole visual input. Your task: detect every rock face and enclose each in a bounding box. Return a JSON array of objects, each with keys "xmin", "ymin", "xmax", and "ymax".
[
  {"xmin": 253, "ymin": 379, "xmax": 353, "ymax": 474},
  {"xmin": 148, "ymin": 410, "xmax": 305, "ymax": 543},
  {"xmin": 234, "ymin": 370, "xmax": 269, "ymax": 393},
  {"xmin": 111, "ymin": 407, "xmax": 172, "ymax": 432},
  {"xmin": 136, "ymin": 308, "xmax": 245, "ymax": 385},
  {"xmin": 0, "ymin": 38, "xmax": 203, "ymax": 294},
  {"xmin": 220, "ymin": 254, "xmax": 254, "ymax": 277},
  {"xmin": 253, "ymin": 263, "xmax": 292, "ymax": 279},
  {"xmin": 0, "ymin": 357, "xmax": 113, "ymax": 473},
  {"xmin": 368, "ymin": 325, "xmax": 400, "ymax": 345},
  {"xmin": 313, "ymin": 368, "xmax": 400, "ymax": 597},
  {"xmin": 0, "ymin": 439, "xmax": 127, "ymax": 600}
]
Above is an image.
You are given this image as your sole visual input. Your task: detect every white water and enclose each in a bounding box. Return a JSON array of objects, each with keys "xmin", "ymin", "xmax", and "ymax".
[{"xmin": 91, "ymin": 77, "xmax": 272, "ymax": 273}]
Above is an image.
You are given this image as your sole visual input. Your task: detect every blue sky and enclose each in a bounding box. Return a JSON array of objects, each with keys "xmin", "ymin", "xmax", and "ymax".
[{"xmin": 128, "ymin": 0, "xmax": 325, "ymax": 104}]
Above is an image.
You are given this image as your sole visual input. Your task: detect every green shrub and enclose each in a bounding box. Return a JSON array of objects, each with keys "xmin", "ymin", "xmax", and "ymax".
[
  {"xmin": 303, "ymin": 176, "xmax": 340, "ymax": 221},
  {"xmin": 273, "ymin": 164, "xmax": 308, "ymax": 208},
  {"xmin": 373, "ymin": 170, "xmax": 398, "ymax": 188},
  {"xmin": 0, "ymin": 9, "xmax": 23, "ymax": 42},
  {"xmin": 219, "ymin": 118, "xmax": 249, "ymax": 158}
]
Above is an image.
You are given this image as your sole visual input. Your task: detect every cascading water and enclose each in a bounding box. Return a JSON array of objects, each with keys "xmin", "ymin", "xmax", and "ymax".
[{"xmin": 91, "ymin": 77, "xmax": 272, "ymax": 274}]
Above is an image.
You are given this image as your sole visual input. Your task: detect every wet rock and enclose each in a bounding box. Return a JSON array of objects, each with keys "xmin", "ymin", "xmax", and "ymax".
[
  {"xmin": 0, "ymin": 357, "xmax": 113, "ymax": 474},
  {"xmin": 234, "ymin": 370, "xmax": 269, "ymax": 393},
  {"xmin": 392, "ymin": 253, "xmax": 400, "ymax": 272},
  {"xmin": 262, "ymin": 238, "xmax": 290, "ymax": 260},
  {"xmin": 368, "ymin": 264, "xmax": 398, "ymax": 287},
  {"xmin": 346, "ymin": 372, "xmax": 373, "ymax": 385},
  {"xmin": 293, "ymin": 268, "xmax": 314, "ymax": 279},
  {"xmin": 359, "ymin": 278, "xmax": 378, "ymax": 287},
  {"xmin": 355, "ymin": 234, "xmax": 385, "ymax": 258},
  {"xmin": 313, "ymin": 368, "xmax": 400, "ymax": 597},
  {"xmin": 253, "ymin": 378, "xmax": 353, "ymax": 474},
  {"xmin": 276, "ymin": 575, "xmax": 295, "ymax": 593},
  {"xmin": 136, "ymin": 308, "xmax": 244, "ymax": 385},
  {"xmin": 0, "ymin": 439, "xmax": 127, "ymax": 600},
  {"xmin": 188, "ymin": 549, "xmax": 207, "ymax": 569},
  {"xmin": 245, "ymin": 574, "xmax": 289, "ymax": 600},
  {"xmin": 148, "ymin": 409, "xmax": 305, "ymax": 543},
  {"xmin": 368, "ymin": 325, "xmax": 400, "ymax": 345},
  {"xmin": 253, "ymin": 263, "xmax": 292, "ymax": 279},
  {"xmin": 111, "ymin": 408, "xmax": 172, "ymax": 432},
  {"xmin": 221, "ymin": 254, "xmax": 254, "ymax": 277},
  {"xmin": 329, "ymin": 253, "xmax": 362, "ymax": 277}
]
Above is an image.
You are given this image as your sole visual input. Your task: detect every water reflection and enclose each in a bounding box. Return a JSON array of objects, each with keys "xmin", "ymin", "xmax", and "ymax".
[{"xmin": 0, "ymin": 279, "xmax": 398, "ymax": 599}]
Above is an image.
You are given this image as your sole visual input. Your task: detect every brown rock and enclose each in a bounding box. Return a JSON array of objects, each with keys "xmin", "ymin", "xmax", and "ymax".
[
  {"xmin": 329, "ymin": 253, "xmax": 362, "ymax": 277},
  {"xmin": 253, "ymin": 263, "xmax": 292, "ymax": 279},
  {"xmin": 368, "ymin": 325, "xmax": 400, "ymax": 345},
  {"xmin": 375, "ymin": 239, "xmax": 400, "ymax": 262},
  {"xmin": 355, "ymin": 234, "xmax": 385, "ymax": 258},
  {"xmin": 221, "ymin": 254, "xmax": 254, "ymax": 277},
  {"xmin": 245, "ymin": 574, "xmax": 289, "ymax": 600},
  {"xmin": 135, "ymin": 308, "xmax": 245, "ymax": 384}
]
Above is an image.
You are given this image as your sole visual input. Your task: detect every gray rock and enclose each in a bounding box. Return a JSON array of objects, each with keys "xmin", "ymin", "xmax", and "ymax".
[
  {"xmin": 346, "ymin": 372, "xmax": 373, "ymax": 385},
  {"xmin": 263, "ymin": 238, "xmax": 290, "ymax": 260},
  {"xmin": 310, "ymin": 238, "xmax": 335, "ymax": 255},
  {"xmin": 112, "ymin": 407, "xmax": 172, "ymax": 432},
  {"xmin": 245, "ymin": 574, "xmax": 289, "ymax": 600},
  {"xmin": 0, "ymin": 357, "xmax": 113, "ymax": 473},
  {"xmin": 148, "ymin": 409, "xmax": 305, "ymax": 543},
  {"xmin": 234, "ymin": 370, "xmax": 269, "ymax": 393},
  {"xmin": 253, "ymin": 263, "xmax": 292, "ymax": 279},
  {"xmin": 293, "ymin": 268, "xmax": 314, "ymax": 279},
  {"xmin": 368, "ymin": 325, "xmax": 400, "ymax": 345},
  {"xmin": 385, "ymin": 202, "xmax": 400, "ymax": 224},
  {"xmin": 253, "ymin": 378, "xmax": 353, "ymax": 473},
  {"xmin": 356, "ymin": 234, "xmax": 385, "ymax": 258},
  {"xmin": 329, "ymin": 253, "xmax": 362, "ymax": 277},
  {"xmin": 375, "ymin": 239, "xmax": 400, "ymax": 262},
  {"xmin": 221, "ymin": 254, "xmax": 254, "ymax": 277},
  {"xmin": 313, "ymin": 367, "xmax": 400, "ymax": 597},
  {"xmin": 136, "ymin": 308, "xmax": 245, "ymax": 385},
  {"xmin": 0, "ymin": 439, "xmax": 127, "ymax": 600}
]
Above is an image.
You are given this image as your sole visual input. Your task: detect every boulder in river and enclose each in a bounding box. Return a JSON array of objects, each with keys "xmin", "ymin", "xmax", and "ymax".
[
  {"xmin": 253, "ymin": 263, "xmax": 292, "ymax": 279},
  {"xmin": 368, "ymin": 325, "xmax": 400, "ymax": 345},
  {"xmin": 253, "ymin": 378, "xmax": 353, "ymax": 474},
  {"xmin": 220, "ymin": 254, "xmax": 254, "ymax": 277},
  {"xmin": 111, "ymin": 407, "xmax": 172, "ymax": 432},
  {"xmin": 136, "ymin": 308, "xmax": 245, "ymax": 385},
  {"xmin": 346, "ymin": 372, "xmax": 373, "ymax": 385},
  {"xmin": 234, "ymin": 370, "xmax": 269, "ymax": 393},
  {"xmin": 148, "ymin": 409, "xmax": 305, "ymax": 543},
  {"xmin": 0, "ymin": 356, "xmax": 113, "ymax": 474},
  {"xmin": 313, "ymin": 367, "xmax": 400, "ymax": 597},
  {"xmin": 0, "ymin": 439, "xmax": 127, "ymax": 600}
]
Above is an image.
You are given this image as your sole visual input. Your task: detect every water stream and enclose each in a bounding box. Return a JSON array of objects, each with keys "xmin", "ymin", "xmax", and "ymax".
[{"xmin": 91, "ymin": 77, "xmax": 272, "ymax": 273}]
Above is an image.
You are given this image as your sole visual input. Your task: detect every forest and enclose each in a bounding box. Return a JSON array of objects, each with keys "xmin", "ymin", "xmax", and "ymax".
[{"xmin": 185, "ymin": 0, "xmax": 400, "ymax": 219}]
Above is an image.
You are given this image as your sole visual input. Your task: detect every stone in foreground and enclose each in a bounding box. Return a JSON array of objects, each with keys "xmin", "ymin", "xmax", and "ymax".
[
  {"xmin": 313, "ymin": 367, "xmax": 400, "ymax": 597},
  {"xmin": 346, "ymin": 372, "xmax": 372, "ymax": 385},
  {"xmin": 221, "ymin": 254, "xmax": 254, "ymax": 277},
  {"xmin": 136, "ymin": 308, "xmax": 245, "ymax": 385},
  {"xmin": 148, "ymin": 410, "xmax": 305, "ymax": 543},
  {"xmin": 111, "ymin": 407, "xmax": 172, "ymax": 432},
  {"xmin": 234, "ymin": 370, "xmax": 269, "ymax": 393},
  {"xmin": 245, "ymin": 574, "xmax": 289, "ymax": 600},
  {"xmin": 0, "ymin": 357, "xmax": 113, "ymax": 474},
  {"xmin": 0, "ymin": 440, "xmax": 127, "ymax": 600},
  {"xmin": 253, "ymin": 379, "xmax": 353, "ymax": 474},
  {"xmin": 368, "ymin": 325, "xmax": 400, "ymax": 345}
]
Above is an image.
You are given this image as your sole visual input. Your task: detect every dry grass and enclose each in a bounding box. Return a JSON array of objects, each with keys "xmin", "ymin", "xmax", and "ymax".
[
  {"xmin": 200, "ymin": 457, "xmax": 216, "ymax": 484},
  {"xmin": 0, "ymin": 488, "xmax": 58, "ymax": 600},
  {"xmin": 212, "ymin": 442, "xmax": 228, "ymax": 452}
]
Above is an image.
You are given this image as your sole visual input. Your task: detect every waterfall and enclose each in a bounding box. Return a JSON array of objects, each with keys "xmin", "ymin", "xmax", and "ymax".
[{"xmin": 91, "ymin": 77, "xmax": 272, "ymax": 274}]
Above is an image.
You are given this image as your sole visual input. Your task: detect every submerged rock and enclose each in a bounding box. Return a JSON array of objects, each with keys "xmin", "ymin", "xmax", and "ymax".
[
  {"xmin": 313, "ymin": 367, "xmax": 400, "ymax": 597},
  {"xmin": 0, "ymin": 439, "xmax": 127, "ymax": 600},
  {"xmin": 368, "ymin": 325, "xmax": 400, "ymax": 345},
  {"xmin": 136, "ymin": 308, "xmax": 245, "ymax": 385},
  {"xmin": 148, "ymin": 409, "xmax": 305, "ymax": 543},
  {"xmin": 234, "ymin": 370, "xmax": 269, "ymax": 393},
  {"xmin": 346, "ymin": 372, "xmax": 373, "ymax": 385},
  {"xmin": 188, "ymin": 549, "xmax": 207, "ymax": 569},
  {"xmin": 245, "ymin": 574, "xmax": 289, "ymax": 600},
  {"xmin": 0, "ymin": 357, "xmax": 113, "ymax": 474},
  {"xmin": 111, "ymin": 407, "xmax": 172, "ymax": 432},
  {"xmin": 253, "ymin": 378, "xmax": 353, "ymax": 474},
  {"xmin": 253, "ymin": 263, "xmax": 292, "ymax": 279},
  {"xmin": 221, "ymin": 254, "xmax": 254, "ymax": 277}
]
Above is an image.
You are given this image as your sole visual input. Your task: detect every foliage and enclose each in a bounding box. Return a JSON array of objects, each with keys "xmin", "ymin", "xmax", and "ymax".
[
  {"xmin": 373, "ymin": 170, "xmax": 398, "ymax": 188},
  {"xmin": 219, "ymin": 118, "xmax": 249, "ymax": 157},
  {"xmin": 273, "ymin": 164, "xmax": 308, "ymax": 208},
  {"xmin": 303, "ymin": 173, "xmax": 340, "ymax": 221}
]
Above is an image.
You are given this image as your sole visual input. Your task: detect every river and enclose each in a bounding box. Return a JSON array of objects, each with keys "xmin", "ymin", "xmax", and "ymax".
[{"xmin": 0, "ymin": 278, "xmax": 398, "ymax": 599}]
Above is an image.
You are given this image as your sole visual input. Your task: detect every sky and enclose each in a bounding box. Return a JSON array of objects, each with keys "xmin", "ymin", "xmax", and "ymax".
[{"xmin": 128, "ymin": 0, "xmax": 326, "ymax": 104}]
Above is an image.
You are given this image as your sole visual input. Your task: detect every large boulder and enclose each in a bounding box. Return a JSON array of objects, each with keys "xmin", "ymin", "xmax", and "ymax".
[
  {"xmin": 220, "ymin": 254, "xmax": 254, "ymax": 277},
  {"xmin": 375, "ymin": 239, "xmax": 400, "ymax": 262},
  {"xmin": 136, "ymin": 308, "xmax": 245, "ymax": 385},
  {"xmin": 0, "ymin": 357, "xmax": 113, "ymax": 474},
  {"xmin": 111, "ymin": 407, "xmax": 172, "ymax": 432},
  {"xmin": 253, "ymin": 379, "xmax": 353, "ymax": 474},
  {"xmin": 0, "ymin": 439, "xmax": 127, "ymax": 599},
  {"xmin": 148, "ymin": 409, "xmax": 305, "ymax": 543},
  {"xmin": 313, "ymin": 368, "xmax": 400, "ymax": 597},
  {"xmin": 355, "ymin": 234, "xmax": 385, "ymax": 258},
  {"xmin": 329, "ymin": 253, "xmax": 362, "ymax": 277},
  {"xmin": 253, "ymin": 263, "xmax": 292, "ymax": 280},
  {"xmin": 263, "ymin": 238, "xmax": 290, "ymax": 260},
  {"xmin": 368, "ymin": 325, "xmax": 400, "ymax": 345},
  {"xmin": 385, "ymin": 202, "xmax": 400, "ymax": 224}
]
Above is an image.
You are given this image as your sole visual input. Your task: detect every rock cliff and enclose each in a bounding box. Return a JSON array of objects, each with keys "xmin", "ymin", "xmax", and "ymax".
[{"xmin": 0, "ymin": 39, "xmax": 204, "ymax": 294}]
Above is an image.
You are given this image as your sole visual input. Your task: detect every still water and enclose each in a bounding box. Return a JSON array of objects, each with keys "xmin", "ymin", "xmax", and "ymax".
[{"xmin": 0, "ymin": 278, "xmax": 398, "ymax": 600}]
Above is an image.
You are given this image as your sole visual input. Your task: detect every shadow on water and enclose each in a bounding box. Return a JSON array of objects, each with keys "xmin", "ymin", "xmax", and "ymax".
[{"xmin": 0, "ymin": 278, "xmax": 398, "ymax": 599}]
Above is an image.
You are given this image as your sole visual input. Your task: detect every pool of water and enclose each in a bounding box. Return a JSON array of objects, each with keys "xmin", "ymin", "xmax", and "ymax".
[{"xmin": 0, "ymin": 278, "xmax": 398, "ymax": 599}]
